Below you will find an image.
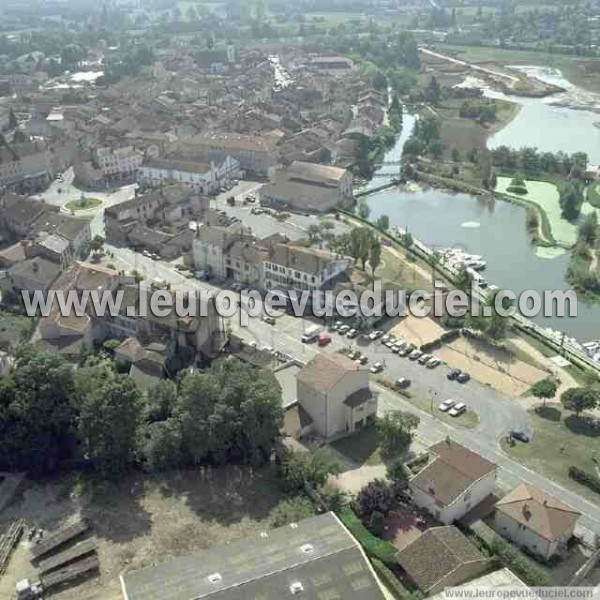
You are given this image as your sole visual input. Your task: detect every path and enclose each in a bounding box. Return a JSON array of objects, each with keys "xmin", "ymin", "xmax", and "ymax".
[{"xmin": 419, "ymin": 47, "xmax": 520, "ymax": 87}]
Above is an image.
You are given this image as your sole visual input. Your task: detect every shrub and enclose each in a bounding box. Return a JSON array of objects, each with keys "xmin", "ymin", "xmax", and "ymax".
[
  {"xmin": 569, "ymin": 466, "xmax": 600, "ymax": 494},
  {"xmin": 371, "ymin": 558, "xmax": 414, "ymax": 600},
  {"xmin": 337, "ymin": 508, "xmax": 397, "ymax": 566},
  {"xmin": 489, "ymin": 537, "xmax": 550, "ymax": 586}
]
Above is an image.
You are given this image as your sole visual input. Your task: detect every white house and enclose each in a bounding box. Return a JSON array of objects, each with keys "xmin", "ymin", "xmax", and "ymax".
[
  {"xmin": 296, "ymin": 353, "xmax": 377, "ymax": 440},
  {"xmin": 138, "ymin": 156, "xmax": 241, "ymax": 194},
  {"xmin": 263, "ymin": 244, "xmax": 351, "ymax": 292},
  {"xmin": 409, "ymin": 440, "xmax": 497, "ymax": 524},
  {"xmin": 494, "ymin": 483, "xmax": 580, "ymax": 560}
]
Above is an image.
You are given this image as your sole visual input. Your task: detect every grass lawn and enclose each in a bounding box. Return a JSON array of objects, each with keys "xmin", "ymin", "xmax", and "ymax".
[
  {"xmin": 495, "ymin": 177, "xmax": 577, "ymax": 246},
  {"xmin": 402, "ymin": 391, "xmax": 480, "ymax": 429},
  {"xmin": 501, "ymin": 404, "xmax": 600, "ymax": 505},
  {"xmin": 329, "ymin": 426, "xmax": 383, "ymax": 467},
  {"xmin": 65, "ymin": 196, "xmax": 103, "ymax": 211}
]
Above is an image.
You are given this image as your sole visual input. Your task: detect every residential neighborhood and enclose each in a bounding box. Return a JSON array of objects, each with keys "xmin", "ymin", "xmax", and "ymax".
[{"xmin": 0, "ymin": 0, "xmax": 600, "ymax": 599}]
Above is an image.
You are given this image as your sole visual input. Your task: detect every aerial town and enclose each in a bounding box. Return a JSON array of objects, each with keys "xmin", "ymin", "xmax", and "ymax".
[{"xmin": 0, "ymin": 0, "xmax": 600, "ymax": 598}]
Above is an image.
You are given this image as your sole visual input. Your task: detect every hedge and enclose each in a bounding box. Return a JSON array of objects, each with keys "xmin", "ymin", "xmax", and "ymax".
[
  {"xmin": 337, "ymin": 508, "xmax": 398, "ymax": 566},
  {"xmin": 371, "ymin": 557, "xmax": 414, "ymax": 600},
  {"xmin": 569, "ymin": 466, "xmax": 600, "ymax": 494},
  {"xmin": 465, "ymin": 521, "xmax": 550, "ymax": 587}
]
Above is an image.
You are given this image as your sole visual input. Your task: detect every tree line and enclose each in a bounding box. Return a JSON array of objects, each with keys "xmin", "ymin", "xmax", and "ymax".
[{"xmin": 0, "ymin": 348, "xmax": 283, "ymax": 477}]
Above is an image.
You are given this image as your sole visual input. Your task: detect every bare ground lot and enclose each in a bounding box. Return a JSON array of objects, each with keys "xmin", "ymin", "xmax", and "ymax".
[
  {"xmin": 437, "ymin": 337, "xmax": 548, "ymax": 396},
  {"xmin": 0, "ymin": 466, "xmax": 286, "ymax": 600},
  {"xmin": 390, "ymin": 316, "xmax": 445, "ymax": 348}
]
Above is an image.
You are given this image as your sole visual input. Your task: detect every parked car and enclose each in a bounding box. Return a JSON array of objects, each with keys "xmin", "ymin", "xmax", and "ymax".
[
  {"xmin": 395, "ymin": 377, "xmax": 411, "ymax": 389},
  {"xmin": 381, "ymin": 334, "xmax": 391, "ymax": 343},
  {"xmin": 318, "ymin": 332, "xmax": 332, "ymax": 347},
  {"xmin": 438, "ymin": 399, "xmax": 456, "ymax": 412},
  {"xmin": 262, "ymin": 315, "xmax": 276, "ymax": 326},
  {"xmin": 510, "ymin": 430, "xmax": 530, "ymax": 443},
  {"xmin": 457, "ymin": 372, "xmax": 471, "ymax": 383},
  {"xmin": 346, "ymin": 329, "xmax": 359, "ymax": 339},
  {"xmin": 448, "ymin": 402, "xmax": 467, "ymax": 417},
  {"xmin": 409, "ymin": 350, "xmax": 423, "ymax": 361},
  {"xmin": 391, "ymin": 344, "xmax": 402, "ymax": 354},
  {"xmin": 370, "ymin": 362, "xmax": 384, "ymax": 374},
  {"xmin": 356, "ymin": 355, "xmax": 368, "ymax": 365},
  {"xmin": 447, "ymin": 369, "xmax": 461, "ymax": 381},
  {"xmin": 338, "ymin": 325, "xmax": 350, "ymax": 334},
  {"xmin": 369, "ymin": 330, "xmax": 384, "ymax": 341},
  {"xmin": 331, "ymin": 320, "xmax": 343, "ymax": 332},
  {"xmin": 383, "ymin": 339, "xmax": 396, "ymax": 348},
  {"xmin": 348, "ymin": 349, "xmax": 361, "ymax": 360},
  {"xmin": 398, "ymin": 346, "xmax": 412, "ymax": 357},
  {"xmin": 427, "ymin": 357, "xmax": 441, "ymax": 369},
  {"xmin": 418, "ymin": 353, "xmax": 433, "ymax": 365}
]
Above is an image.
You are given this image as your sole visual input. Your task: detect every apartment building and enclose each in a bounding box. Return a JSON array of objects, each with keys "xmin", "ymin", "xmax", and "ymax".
[
  {"xmin": 94, "ymin": 145, "xmax": 144, "ymax": 182},
  {"xmin": 264, "ymin": 244, "xmax": 351, "ymax": 292},
  {"xmin": 137, "ymin": 155, "xmax": 240, "ymax": 194},
  {"xmin": 174, "ymin": 132, "xmax": 280, "ymax": 177},
  {"xmin": 0, "ymin": 142, "xmax": 52, "ymax": 193}
]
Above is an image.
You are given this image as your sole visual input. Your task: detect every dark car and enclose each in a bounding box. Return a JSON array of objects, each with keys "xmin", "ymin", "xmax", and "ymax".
[
  {"xmin": 447, "ymin": 369, "xmax": 461, "ymax": 381},
  {"xmin": 510, "ymin": 430, "xmax": 531, "ymax": 443},
  {"xmin": 457, "ymin": 372, "xmax": 471, "ymax": 384}
]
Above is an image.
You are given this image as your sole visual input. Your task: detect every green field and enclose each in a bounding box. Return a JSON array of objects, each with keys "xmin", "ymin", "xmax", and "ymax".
[
  {"xmin": 436, "ymin": 44, "xmax": 600, "ymax": 94},
  {"xmin": 65, "ymin": 197, "xmax": 103, "ymax": 212},
  {"xmin": 495, "ymin": 177, "xmax": 578, "ymax": 246},
  {"xmin": 502, "ymin": 405, "xmax": 600, "ymax": 506}
]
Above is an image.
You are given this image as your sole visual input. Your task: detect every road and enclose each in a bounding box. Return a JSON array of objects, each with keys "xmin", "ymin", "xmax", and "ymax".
[{"xmin": 419, "ymin": 47, "xmax": 519, "ymax": 86}]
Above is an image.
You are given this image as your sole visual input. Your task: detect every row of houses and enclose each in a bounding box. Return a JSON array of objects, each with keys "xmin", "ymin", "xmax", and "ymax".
[{"xmin": 193, "ymin": 223, "xmax": 352, "ymax": 292}]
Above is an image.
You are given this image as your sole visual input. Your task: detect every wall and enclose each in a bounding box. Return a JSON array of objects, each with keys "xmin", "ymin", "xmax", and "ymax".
[{"xmin": 494, "ymin": 511, "xmax": 555, "ymax": 559}]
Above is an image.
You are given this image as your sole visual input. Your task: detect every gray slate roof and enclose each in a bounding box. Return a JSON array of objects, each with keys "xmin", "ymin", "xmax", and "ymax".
[{"xmin": 120, "ymin": 512, "xmax": 385, "ymax": 600}]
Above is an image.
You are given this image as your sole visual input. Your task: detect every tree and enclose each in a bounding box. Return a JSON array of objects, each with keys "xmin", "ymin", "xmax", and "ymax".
[
  {"xmin": 75, "ymin": 359, "xmax": 142, "ymax": 475},
  {"xmin": 369, "ymin": 238, "xmax": 382, "ymax": 278},
  {"xmin": 90, "ymin": 235, "xmax": 105, "ymax": 252},
  {"xmin": 270, "ymin": 497, "xmax": 315, "ymax": 527},
  {"xmin": 559, "ymin": 181, "xmax": 584, "ymax": 221},
  {"xmin": 424, "ymin": 75, "xmax": 441, "ymax": 104},
  {"xmin": 386, "ymin": 459, "xmax": 409, "ymax": 489},
  {"xmin": 530, "ymin": 378, "xmax": 557, "ymax": 405},
  {"xmin": 176, "ymin": 360, "xmax": 282, "ymax": 465},
  {"xmin": 561, "ymin": 388, "xmax": 600, "ymax": 416},
  {"xmin": 375, "ymin": 214, "xmax": 389, "ymax": 232},
  {"xmin": 357, "ymin": 479, "xmax": 394, "ymax": 517},
  {"xmin": 376, "ymin": 411, "xmax": 420, "ymax": 457},
  {"xmin": 279, "ymin": 449, "xmax": 340, "ymax": 493},
  {"xmin": 0, "ymin": 347, "xmax": 76, "ymax": 474},
  {"xmin": 8, "ymin": 108, "xmax": 17, "ymax": 130},
  {"xmin": 579, "ymin": 212, "xmax": 598, "ymax": 246},
  {"xmin": 144, "ymin": 380, "xmax": 178, "ymax": 423},
  {"xmin": 137, "ymin": 418, "xmax": 182, "ymax": 472},
  {"xmin": 307, "ymin": 223, "xmax": 322, "ymax": 244},
  {"xmin": 451, "ymin": 147, "xmax": 460, "ymax": 163},
  {"xmin": 357, "ymin": 200, "xmax": 370, "ymax": 220}
]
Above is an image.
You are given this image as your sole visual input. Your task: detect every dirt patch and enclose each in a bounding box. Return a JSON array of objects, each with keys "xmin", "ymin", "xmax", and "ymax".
[
  {"xmin": 437, "ymin": 337, "xmax": 547, "ymax": 396},
  {"xmin": 381, "ymin": 508, "xmax": 423, "ymax": 551},
  {"xmin": 390, "ymin": 316, "xmax": 445, "ymax": 348},
  {"xmin": 0, "ymin": 467, "xmax": 284, "ymax": 600}
]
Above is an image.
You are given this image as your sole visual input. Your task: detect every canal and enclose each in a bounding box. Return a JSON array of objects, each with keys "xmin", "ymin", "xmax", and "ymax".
[{"xmin": 364, "ymin": 80, "xmax": 600, "ymax": 342}]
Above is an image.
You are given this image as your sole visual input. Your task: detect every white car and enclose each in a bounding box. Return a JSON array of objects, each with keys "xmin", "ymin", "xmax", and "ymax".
[
  {"xmin": 370, "ymin": 362, "xmax": 384, "ymax": 374},
  {"xmin": 369, "ymin": 330, "xmax": 384, "ymax": 341},
  {"xmin": 427, "ymin": 357, "xmax": 441, "ymax": 369},
  {"xmin": 381, "ymin": 334, "xmax": 391, "ymax": 343},
  {"xmin": 449, "ymin": 402, "xmax": 467, "ymax": 417},
  {"xmin": 438, "ymin": 399, "xmax": 455, "ymax": 412}
]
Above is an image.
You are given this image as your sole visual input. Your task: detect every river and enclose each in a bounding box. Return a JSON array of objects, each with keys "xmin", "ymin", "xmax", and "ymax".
[{"xmin": 364, "ymin": 82, "xmax": 600, "ymax": 343}]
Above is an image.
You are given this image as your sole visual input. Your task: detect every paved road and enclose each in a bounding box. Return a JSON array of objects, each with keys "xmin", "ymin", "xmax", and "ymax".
[{"xmin": 377, "ymin": 386, "xmax": 600, "ymax": 537}]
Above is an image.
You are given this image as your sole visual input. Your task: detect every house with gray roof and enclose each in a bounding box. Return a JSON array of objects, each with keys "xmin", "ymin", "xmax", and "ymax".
[
  {"xmin": 120, "ymin": 512, "xmax": 386, "ymax": 600},
  {"xmin": 396, "ymin": 526, "xmax": 492, "ymax": 595}
]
